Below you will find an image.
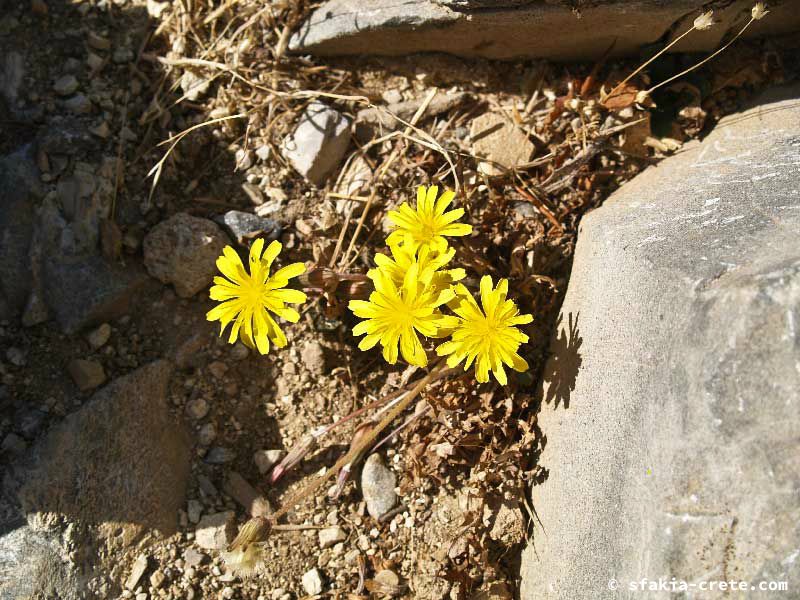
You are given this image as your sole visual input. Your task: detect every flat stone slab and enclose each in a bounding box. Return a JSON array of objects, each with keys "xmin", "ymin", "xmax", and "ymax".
[
  {"xmin": 20, "ymin": 360, "xmax": 191, "ymax": 542},
  {"xmin": 520, "ymin": 85, "xmax": 800, "ymax": 597},
  {"xmin": 289, "ymin": 0, "xmax": 800, "ymax": 61}
]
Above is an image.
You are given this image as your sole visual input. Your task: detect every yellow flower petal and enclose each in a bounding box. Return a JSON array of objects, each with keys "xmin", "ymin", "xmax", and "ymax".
[
  {"xmin": 270, "ymin": 288, "xmax": 307, "ymax": 304},
  {"xmin": 206, "ymin": 241, "xmax": 305, "ymax": 355},
  {"xmin": 249, "ymin": 238, "xmax": 265, "ymax": 263},
  {"xmin": 434, "ymin": 189, "xmax": 455, "ymax": 214},
  {"xmin": 270, "ymin": 262, "xmax": 306, "ymax": 285},
  {"xmin": 263, "ymin": 240, "xmax": 282, "ymax": 268},
  {"xmin": 435, "ymin": 276, "xmax": 531, "ymax": 385},
  {"xmin": 386, "ymin": 185, "xmax": 471, "ymax": 254}
]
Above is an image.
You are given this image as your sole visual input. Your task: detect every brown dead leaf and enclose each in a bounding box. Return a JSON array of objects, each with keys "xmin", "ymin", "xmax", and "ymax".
[{"xmin": 601, "ymin": 82, "xmax": 640, "ymax": 109}]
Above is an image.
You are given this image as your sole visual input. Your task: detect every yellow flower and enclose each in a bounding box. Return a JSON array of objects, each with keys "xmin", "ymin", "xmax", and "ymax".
[
  {"xmin": 349, "ymin": 261, "xmax": 454, "ymax": 366},
  {"xmin": 436, "ymin": 276, "xmax": 532, "ymax": 385},
  {"xmin": 207, "ymin": 238, "xmax": 306, "ymax": 355},
  {"xmin": 387, "ymin": 185, "xmax": 472, "ymax": 254},
  {"xmin": 372, "ymin": 243, "xmax": 465, "ymax": 293}
]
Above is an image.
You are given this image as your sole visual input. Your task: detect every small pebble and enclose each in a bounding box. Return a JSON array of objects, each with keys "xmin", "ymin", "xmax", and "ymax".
[
  {"xmin": 87, "ymin": 31, "xmax": 111, "ymax": 50},
  {"xmin": 318, "ymin": 526, "xmax": 346, "ymax": 549},
  {"xmin": 187, "ymin": 499, "xmax": 202, "ymax": 524},
  {"xmin": 208, "ymin": 361, "xmax": 228, "ymax": 379},
  {"xmin": 205, "ymin": 447, "xmax": 234, "ymax": 464},
  {"xmin": 186, "ymin": 397, "xmax": 209, "ymax": 420},
  {"xmin": 149, "ymin": 570, "xmax": 165, "ymax": 589},
  {"xmin": 125, "ymin": 554, "xmax": 148, "ymax": 590},
  {"xmin": 375, "ymin": 569, "xmax": 400, "ymax": 588},
  {"xmin": 87, "ymin": 52, "xmax": 104, "ymax": 72},
  {"xmin": 197, "ymin": 423, "xmax": 216, "ymax": 446},
  {"xmin": 68, "ymin": 359, "xmax": 106, "ymax": 391},
  {"xmin": 302, "ymin": 568, "xmax": 324, "ymax": 596},
  {"xmin": 195, "ymin": 511, "xmax": 235, "ymax": 550},
  {"xmin": 255, "ymin": 145, "xmax": 271, "ymax": 162},
  {"xmin": 6, "ymin": 347, "xmax": 26, "ymax": 367},
  {"xmin": 253, "ymin": 449, "xmax": 283, "ymax": 475},
  {"xmin": 229, "ymin": 342, "xmax": 249, "ymax": 361},
  {"xmin": 64, "ymin": 93, "xmax": 92, "ymax": 114},
  {"xmin": 184, "ymin": 548, "xmax": 206, "ymax": 568},
  {"xmin": 90, "ymin": 121, "xmax": 111, "ymax": 138},
  {"xmin": 86, "ymin": 323, "xmax": 111, "ymax": 349},
  {"xmin": 361, "ymin": 453, "xmax": 397, "ymax": 520},
  {"xmin": 53, "ymin": 74, "xmax": 79, "ymax": 96}
]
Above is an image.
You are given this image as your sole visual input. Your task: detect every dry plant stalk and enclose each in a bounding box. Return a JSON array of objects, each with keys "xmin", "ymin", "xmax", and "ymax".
[
  {"xmin": 644, "ymin": 3, "xmax": 770, "ymax": 97},
  {"xmin": 228, "ymin": 361, "xmax": 450, "ymax": 551},
  {"xmin": 602, "ymin": 9, "xmax": 716, "ymax": 104}
]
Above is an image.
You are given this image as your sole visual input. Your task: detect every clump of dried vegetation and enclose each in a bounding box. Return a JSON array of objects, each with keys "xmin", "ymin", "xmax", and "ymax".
[{"xmin": 137, "ymin": 0, "xmax": 791, "ymax": 595}]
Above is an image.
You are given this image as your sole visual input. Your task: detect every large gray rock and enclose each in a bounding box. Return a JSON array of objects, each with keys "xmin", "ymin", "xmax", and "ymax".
[
  {"xmin": 43, "ymin": 255, "xmax": 151, "ymax": 334},
  {"xmin": 521, "ymin": 86, "xmax": 800, "ymax": 598},
  {"xmin": 1, "ymin": 361, "xmax": 190, "ymax": 599},
  {"xmin": 0, "ymin": 525, "xmax": 82, "ymax": 600},
  {"xmin": 289, "ymin": 0, "xmax": 800, "ymax": 61},
  {"xmin": 19, "ymin": 360, "xmax": 191, "ymax": 545},
  {"xmin": 0, "ymin": 147, "xmax": 41, "ymax": 320}
]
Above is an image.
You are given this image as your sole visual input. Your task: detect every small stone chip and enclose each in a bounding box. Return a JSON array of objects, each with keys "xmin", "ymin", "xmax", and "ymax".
[
  {"xmin": 53, "ymin": 74, "xmax": 79, "ymax": 96},
  {"xmin": 318, "ymin": 526, "xmax": 346, "ymax": 549},
  {"xmin": 302, "ymin": 568, "xmax": 324, "ymax": 596},
  {"xmin": 125, "ymin": 554, "xmax": 148, "ymax": 590},
  {"xmin": 254, "ymin": 449, "xmax": 283, "ymax": 475},
  {"xmin": 68, "ymin": 359, "xmax": 106, "ymax": 391},
  {"xmin": 86, "ymin": 323, "xmax": 111, "ymax": 349},
  {"xmin": 195, "ymin": 511, "xmax": 235, "ymax": 550}
]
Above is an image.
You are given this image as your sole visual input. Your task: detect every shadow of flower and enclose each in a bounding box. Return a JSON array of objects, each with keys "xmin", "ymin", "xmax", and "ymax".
[{"xmin": 538, "ymin": 311, "xmax": 582, "ymax": 409}]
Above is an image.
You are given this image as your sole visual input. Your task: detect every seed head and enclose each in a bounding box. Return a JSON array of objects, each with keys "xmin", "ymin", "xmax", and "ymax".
[
  {"xmin": 635, "ymin": 90, "xmax": 652, "ymax": 106},
  {"xmin": 693, "ymin": 10, "xmax": 716, "ymax": 30},
  {"xmin": 227, "ymin": 516, "xmax": 271, "ymax": 551},
  {"xmin": 222, "ymin": 543, "xmax": 264, "ymax": 578},
  {"xmin": 752, "ymin": 2, "xmax": 769, "ymax": 20}
]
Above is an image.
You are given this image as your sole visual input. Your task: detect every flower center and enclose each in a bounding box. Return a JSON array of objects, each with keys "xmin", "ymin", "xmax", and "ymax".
[
  {"xmin": 241, "ymin": 274, "xmax": 267, "ymax": 307},
  {"xmin": 417, "ymin": 216, "xmax": 438, "ymax": 242}
]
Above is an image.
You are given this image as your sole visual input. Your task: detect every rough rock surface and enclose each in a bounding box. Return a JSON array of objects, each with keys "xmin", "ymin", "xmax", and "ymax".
[
  {"xmin": 281, "ymin": 101, "xmax": 351, "ymax": 186},
  {"xmin": 289, "ymin": 0, "xmax": 800, "ymax": 61},
  {"xmin": 354, "ymin": 92, "xmax": 469, "ymax": 142},
  {"xmin": 0, "ymin": 525, "xmax": 80, "ymax": 600},
  {"xmin": 521, "ymin": 85, "xmax": 800, "ymax": 598},
  {"xmin": 218, "ymin": 210, "xmax": 281, "ymax": 246},
  {"xmin": 470, "ymin": 112, "xmax": 534, "ymax": 175},
  {"xmin": 44, "ymin": 255, "xmax": 151, "ymax": 334},
  {"xmin": 194, "ymin": 511, "xmax": 236, "ymax": 550},
  {"xmin": 0, "ymin": 147, "xmax": 41, "ymax": 320},
  {"xmin": 19, "ymin": 360, "xmax": 191, "ymax": 543},
  {"xmin": 143, "ymin": 212, "xmax": 228, "ymax": 298}
]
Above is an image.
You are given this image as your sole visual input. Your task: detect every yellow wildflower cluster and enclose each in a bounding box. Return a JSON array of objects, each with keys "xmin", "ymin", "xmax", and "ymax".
[
  {"xmin": 349, "ymin": 185, "xmax": 532, "ymax": 385},
  {"xmin": 204, "ymin": 185, "xmax": 533, "ymax": 384}
]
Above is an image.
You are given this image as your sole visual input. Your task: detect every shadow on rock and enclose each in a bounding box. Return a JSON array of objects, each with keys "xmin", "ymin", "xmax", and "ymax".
[{"xmin": 537, "ymin": 311, "xmax": 582, "ymax": 410}]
